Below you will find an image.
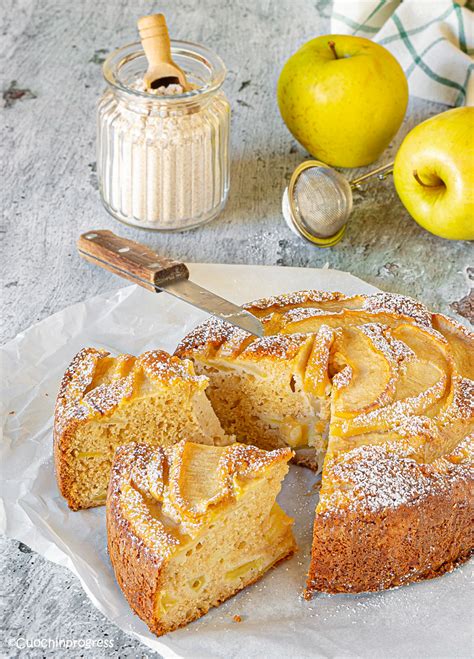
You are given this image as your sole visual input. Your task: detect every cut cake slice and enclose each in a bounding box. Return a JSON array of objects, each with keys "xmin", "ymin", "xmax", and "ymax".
[
  {"xmin": 54, "ymin": 348, "xmax": 228, "ymax": 510},
  {"xmin": 106, "ymin": 441, "xmax": 296, "ymax": 635}
]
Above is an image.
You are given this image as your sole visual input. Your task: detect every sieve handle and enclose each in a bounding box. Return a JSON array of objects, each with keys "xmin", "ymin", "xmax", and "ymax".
[{"xmin": 350, "ymin": 162, "xmax": 394, "ymax": 188}]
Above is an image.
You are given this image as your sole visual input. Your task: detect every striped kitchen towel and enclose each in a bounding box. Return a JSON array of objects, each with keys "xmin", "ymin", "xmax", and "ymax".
[{"xmin": 331, "ymin": 0, "xmax": 474, "ymax": 106}]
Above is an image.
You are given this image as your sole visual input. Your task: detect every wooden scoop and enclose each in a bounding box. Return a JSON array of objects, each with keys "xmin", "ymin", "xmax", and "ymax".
[{"xmin": 137, "ymin": 14, "xmax": 189, "ymax": 91}]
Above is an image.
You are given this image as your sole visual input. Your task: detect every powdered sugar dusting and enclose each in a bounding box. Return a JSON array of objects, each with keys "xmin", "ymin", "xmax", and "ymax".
[
  {"xmin": 219, "ymin": 442, "xmax": 292, "ymax": 480},
  {"xmin": 324, "ymin": 444, "xmax": 468, "ymax": 514},
  {"xmin": 341, "ymin": 377, "xmax": 447, "ymax": 436},
  {"xmin": 333, "ymin": 365, "xmax": 353, "ymax": 390},
  {"xmin": 363, "ymin": 292, "xmax": 432, "ymax": 327},
  {"xmin": 139, "ymin": 350, "xmax": 206, "ymax": 385},
  {"xmin": 175, "ymin": 317, "xmax": 243, "ymax": 357},
  {"xmin": 242, "ymin": 333, "xmax": 311, "ymax": 360},
  {"xmin": 440, "ymin": 377, "xmax": 474, "ymax": 422},
  {"xmin": 246, "ymin": 290, "xmax": 347, "ymax": 313},
  {"xmin": 177, "ymin": 290, "xmax": 473, "ymax": 543},
  {"xmin": 283, "ymin": 307, "xmax": 338, "ymax": 323},
  {"xmin": 360, "ymin": 323, "xmax": 415, "ymax": 366}
]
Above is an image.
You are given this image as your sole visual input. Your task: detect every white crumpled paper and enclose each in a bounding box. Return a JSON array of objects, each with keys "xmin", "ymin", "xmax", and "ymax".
[{"xmin": 1, "ymin": 264, "xmax": 471, "ymax": 658}]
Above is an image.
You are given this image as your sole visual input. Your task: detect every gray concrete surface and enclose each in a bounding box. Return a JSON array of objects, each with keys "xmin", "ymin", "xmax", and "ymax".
[{"xmin": 1, "ymin": 0, "xmax": 472, "ymax": 657}]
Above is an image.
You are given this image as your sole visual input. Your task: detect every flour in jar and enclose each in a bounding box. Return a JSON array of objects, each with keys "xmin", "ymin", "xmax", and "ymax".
[
  {"xmin": 99, "ymin": 77, "xmax": 230, "ymax": 230},
  {"xmin": 132, "ymin": 80, "xmax": 184, "ymax": 95}
]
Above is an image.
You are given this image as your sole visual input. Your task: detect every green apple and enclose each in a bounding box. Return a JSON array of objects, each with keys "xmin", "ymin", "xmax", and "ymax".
[
  {"xmin": 277, "ymin": 35, "xmax": 408, "ymax": 168},
  {"xmin": 394, "ymin": 107, "xmax": 474, "ymax": 241}
]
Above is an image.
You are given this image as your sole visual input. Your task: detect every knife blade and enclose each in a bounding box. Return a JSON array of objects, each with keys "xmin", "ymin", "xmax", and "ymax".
[
  {"xmin": 77, "ymin": 230, "xmax": 264, "ymax": 337},
  {"xmin": 160, "ymin": 278, "xmax": 264, "ymax": 336}
]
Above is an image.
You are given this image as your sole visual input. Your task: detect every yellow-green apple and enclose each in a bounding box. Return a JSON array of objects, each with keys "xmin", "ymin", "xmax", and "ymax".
[
  {"xmin": 394, "ymin": 107, "xmax": 474, "ymax": 240},
  {"xmin": 277, "ymin": 35, "xmax": 408, "ymax": 167}
]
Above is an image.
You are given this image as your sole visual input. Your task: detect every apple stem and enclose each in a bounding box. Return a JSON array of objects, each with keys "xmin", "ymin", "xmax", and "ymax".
[
  {"xmin": 413, "ymin": 170, "xmax": 443, "ymax": 188},
  {"xmin": 328, "ymin": 41, "xmax": 338, "ymax": 59}
]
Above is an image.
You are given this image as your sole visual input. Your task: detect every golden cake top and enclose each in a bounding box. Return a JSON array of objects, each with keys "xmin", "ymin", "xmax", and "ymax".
[
  {"xmin": 176, "ymin": 290, "xmax": 472, "ymax": 365},
  {"xmin": 176, "ymin": 290, "xmax": 474, "ymax": 480},
  {"xmin": 54, "ymin": 348, "xmax": 207, "ymax": 440}
]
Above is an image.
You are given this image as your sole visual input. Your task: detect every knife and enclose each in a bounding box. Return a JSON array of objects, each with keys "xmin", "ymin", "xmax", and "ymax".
[{"xmin": 77, "ymin": 230, "xmax": 264, "ymax": 337}]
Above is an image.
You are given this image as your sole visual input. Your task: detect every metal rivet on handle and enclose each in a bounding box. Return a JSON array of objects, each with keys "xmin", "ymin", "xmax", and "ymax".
[
  {"xmin": 148, "ymin": 262, "xmax": 162, "ymax": 268},
  {"xmin": 86, "ymin": 233, "xmax": 98, "ymax": 240},
  {"xmin": 118, "ymin": 247, "xmax": 130, "ymax": 253}
]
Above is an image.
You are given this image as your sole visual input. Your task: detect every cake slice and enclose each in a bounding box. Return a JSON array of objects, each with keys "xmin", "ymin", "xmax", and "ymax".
[
  {"xmin": 54, "ymin": 348, "xmax": 228, "ymax": 510},
  {"xmin": 107, "ymin": 441, "xmax": 296, "ymax": 636}
]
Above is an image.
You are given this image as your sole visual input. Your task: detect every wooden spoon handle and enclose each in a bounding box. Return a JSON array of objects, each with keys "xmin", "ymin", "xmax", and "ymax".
[
  {"xmin": 138, "ymin": 14, "xmax": 173, "ymax": 67},
  {"xmin": 77, "ymin": 230, "xmax": 189, "ymax": 292}
]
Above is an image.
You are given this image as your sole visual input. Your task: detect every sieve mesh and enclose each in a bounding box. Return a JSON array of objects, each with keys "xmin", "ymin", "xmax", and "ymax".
[{"xmin": 291, "ymin": 165, "xmax": 353, "ymax": 239}]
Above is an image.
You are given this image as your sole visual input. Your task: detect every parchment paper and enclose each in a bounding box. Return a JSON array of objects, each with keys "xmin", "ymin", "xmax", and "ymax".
[{"xmin": 1, "ymin": 264, "xmax": 471, "ymax": 659}]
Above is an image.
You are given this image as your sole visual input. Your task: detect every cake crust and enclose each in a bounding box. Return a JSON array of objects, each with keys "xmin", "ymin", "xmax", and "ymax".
[
  {"xmin": 106, "ymin": 444, "xmax": 171, "ymax": 633},
  {"xmin": 306, "ymin": 441, "xmax": 473, "ymax": 595}
]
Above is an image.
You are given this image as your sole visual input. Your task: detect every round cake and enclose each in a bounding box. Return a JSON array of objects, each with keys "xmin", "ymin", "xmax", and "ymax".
[{"xmin": 175, "ymin": 290, "xmax": 474, "ymax": 595}]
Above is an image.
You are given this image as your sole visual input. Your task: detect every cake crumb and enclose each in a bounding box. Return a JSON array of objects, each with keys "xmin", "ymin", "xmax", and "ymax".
[{"xmin": 232, "ymin": 614, "xmax": 242, "ymax": 623}]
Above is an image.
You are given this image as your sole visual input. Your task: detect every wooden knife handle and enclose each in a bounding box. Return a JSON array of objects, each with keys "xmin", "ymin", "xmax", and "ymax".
[{"xmin": 77, "ymin": 230, "xmax": 189, "ymax": 292}]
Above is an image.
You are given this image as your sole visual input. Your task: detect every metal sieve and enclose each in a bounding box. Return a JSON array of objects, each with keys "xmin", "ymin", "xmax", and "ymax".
[{"xmin": 282, "ymin": 160, "xmax": 393, "ymax": 247}]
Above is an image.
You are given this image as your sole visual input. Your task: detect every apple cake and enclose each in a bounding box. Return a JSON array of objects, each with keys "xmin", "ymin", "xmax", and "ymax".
[
  {"xmin": 175, "ymin": 290, "xmax": 474, "ymax": 595},
  {"xmin": 54, "ymin": 348, "xmax": 228, "ymax": 510},
  {"xmin": 106, "ymin": 440, "xmax": 295, "ymax": 635}
]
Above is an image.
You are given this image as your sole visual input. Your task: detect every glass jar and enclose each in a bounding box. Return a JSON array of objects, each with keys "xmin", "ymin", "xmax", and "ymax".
[{"xmin": 97, "ymin": 41, "xmax": 230, "ymax": 231}]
